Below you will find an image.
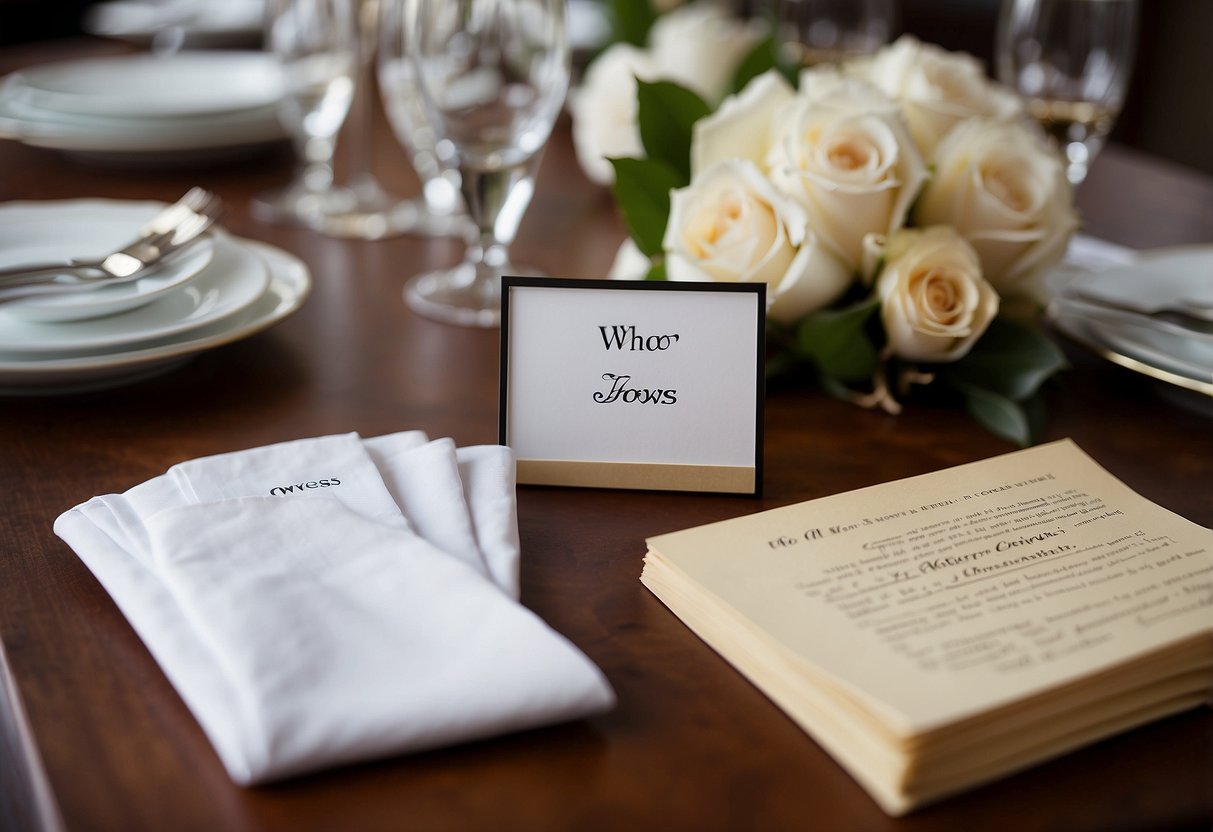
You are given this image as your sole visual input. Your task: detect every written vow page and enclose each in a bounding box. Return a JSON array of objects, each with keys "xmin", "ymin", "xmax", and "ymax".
[{"xmin": 645, "ymin": 440, "xmax": 1213, "ymax": 734}]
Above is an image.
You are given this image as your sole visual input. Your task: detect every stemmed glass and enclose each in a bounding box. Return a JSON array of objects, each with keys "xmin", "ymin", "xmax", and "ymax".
[
  {"xmin": 404, "ymin": 0, "xmax": 571, "ymax": 327},
  {"xmin": 377, "ymin": 0, "xmax": 473, "ymax": 239},
  {"xmin": 253, "ymin": 0, "xmax": 360, "ymax": 226},
  {"xmin": 308, "ymin": 0, "xmax": 421, "ymax": 239},
  {"xmin": 996, "ymin": 0, "xmax": 1139, "ymax": 185},
  {"xmin": 774, "ymin": 0, "xmax": 894, "ymax": 66}
]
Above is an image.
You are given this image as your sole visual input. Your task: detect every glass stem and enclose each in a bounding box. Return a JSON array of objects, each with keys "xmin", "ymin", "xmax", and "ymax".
[
  {"xmin": 301, "ymin": 135, "xmax": 337, "ymax": 192},
  {"xmin": 466, "ymin": 233, "xmax": 509, "ymax": 271},
  {"xmin": 347, "ymin": 28, "xmax": 377, "ymax": 188}
]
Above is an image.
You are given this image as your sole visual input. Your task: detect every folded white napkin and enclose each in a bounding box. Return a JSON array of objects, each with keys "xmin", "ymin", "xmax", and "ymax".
[{"xmin": 54, "ymin": 431, "xmax": 614, "ymax": 785}]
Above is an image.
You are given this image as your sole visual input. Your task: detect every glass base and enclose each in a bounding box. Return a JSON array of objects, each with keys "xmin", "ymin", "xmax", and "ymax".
[
  {"xmin": 405, "ymin": 260, "xmax": 544, "ymax": 328},
  {"xmin": 251, "ymin": 177, "xmax": 470, "ymax": 240}
]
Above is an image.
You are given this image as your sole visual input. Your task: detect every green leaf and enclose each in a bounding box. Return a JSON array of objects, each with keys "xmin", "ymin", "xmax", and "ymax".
[
  {"xmin": 608, "ymin": 156, "xmax": 683, "ymax": 257},
  {"xmin": 944, "ymin": 317, "xmax": 1067, "ymax": 401},
  {"xmin": 951, "ymin": 381, "xmax": 1033, "ymax": 447},
  {"xmin": 644, "ymin": 260, "xmax": 667, "ymax": 281},
  {"xmin": 636, "ymin": 80, "xmax": 710, "ymax": 183},
  {"xmin": 795, "ymin": 297, "xmax": 881, "ymax": 383},
  {"xmin": 608, "ymin": 0, "xmax": 657, "ymax": 46}
]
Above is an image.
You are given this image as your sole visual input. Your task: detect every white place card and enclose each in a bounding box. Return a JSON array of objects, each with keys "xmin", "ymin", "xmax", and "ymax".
[{"xmin": 499, "ymin": 277, "xmax": 764, "ymax": 495}]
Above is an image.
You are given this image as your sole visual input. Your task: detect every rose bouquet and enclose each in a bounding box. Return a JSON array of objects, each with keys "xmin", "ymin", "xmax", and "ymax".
[{"xmin": 573, "ymin": 23, "xmax": 1077, "ymax": 446}]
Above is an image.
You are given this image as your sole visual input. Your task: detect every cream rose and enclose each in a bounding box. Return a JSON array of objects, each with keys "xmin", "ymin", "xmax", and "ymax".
[
  {"xmin": 649, "ymin": 4, "xmax": 764, "ymax": 104},
  {"xmin": 876, "ymin": 227, "xmax": 999, "ymax": 362},
  {"xmin": 691, "ymin": 69, "xmax": 795, "ymax": 177},
  {"xmin": 765, "ymin": 80, "xmax": 927, "ymax": 274},
  {"xmin": 568, "ymin": 43, "xmax": 655, "ymax": 185},
  {"xmin": 858, "ymin": 35, "xmax": 1024, "ymax": 154},
  {"xmin": 664, "ymin": 159, "xmax": 851, "ymax": 323},
  {"xmin": 914, "ymin": 118, "xmax": 1079, "ymax": 301}
]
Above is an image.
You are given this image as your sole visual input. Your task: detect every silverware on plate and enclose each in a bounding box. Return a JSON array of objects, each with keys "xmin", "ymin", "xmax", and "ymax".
[{"xmin": 0, "ymin": 188, "xmax": 223, "ymax": 296}]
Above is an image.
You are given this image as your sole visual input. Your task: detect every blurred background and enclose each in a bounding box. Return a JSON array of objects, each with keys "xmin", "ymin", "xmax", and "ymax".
[{"xmin": 1, "ymin": 0, "xmax": 1210, "ymax": 175}]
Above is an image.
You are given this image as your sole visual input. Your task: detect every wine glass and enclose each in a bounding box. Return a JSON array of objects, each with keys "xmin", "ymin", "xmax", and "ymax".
[
  {"xmin": 377, "ymin": 0, "xmax": 473, "ymax": 239},
  {"xmin": 404, "ymin": 0, "xmax": 570, "ymax": 327},
  {"xmin": 307, "ymin": 0, "xmax": 422, "ymax": 239},
  {"xmin": 997, "ymin": 0, "xmax": 1139, "ymax": 185},
  {"xmin": 253, "ymin": 0, "xmax": 359, "ymax": 226},
  {"xmin": 774, "ymin": 0, "xmax": 893, "ymax": 67}
]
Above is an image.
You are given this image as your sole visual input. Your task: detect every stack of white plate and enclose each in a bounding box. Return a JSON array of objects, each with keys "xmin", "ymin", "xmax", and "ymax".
[
  {"xmin": 0, "ymin": 200, "xmax": 310, "ymax": 394},
  {"xmin": 0, "ymin": 52, "xmax": 287, "ymax": 165},
  {"xmin": 1048, "ymin": 245, "xmax": 1213, "ymax": 402}
]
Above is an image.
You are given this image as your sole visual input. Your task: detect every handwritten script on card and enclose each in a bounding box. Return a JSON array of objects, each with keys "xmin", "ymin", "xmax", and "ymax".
[
  {"xmin": 500, "ymin": 278, "xmax": 764, "ymax": 494},
  {"xmin": 642, "ymin": 440, "xmax": 1213, "ymax": 814},
  {"xmin": 594, "ymin": 326, "xmax": 682, "ymax": 405}
]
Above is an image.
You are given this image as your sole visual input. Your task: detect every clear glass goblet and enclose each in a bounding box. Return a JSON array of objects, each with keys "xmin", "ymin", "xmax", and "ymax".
[
  {"xmin": 305, "ymin": 0, "xmax": 424, "ymax": 239},
  {"xmin": 252, "ymin": 0, "xmax": 360, "ymax": 225},
  {"xmin": 996, "ymin": 0, "xmax": 1139, "ymax": 185},
  {"xmin": 405, "ymin": 0, "xmax": 571, "ymax": 327},
  {"xmin": 376, "ymin": 0, "xmax": 473, "ymax": 239}
]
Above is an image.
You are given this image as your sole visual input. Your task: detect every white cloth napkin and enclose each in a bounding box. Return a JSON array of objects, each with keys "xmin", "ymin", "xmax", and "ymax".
[{"xmin": 54, "ymin": 431, "xmax": 614, "ymax": 785}]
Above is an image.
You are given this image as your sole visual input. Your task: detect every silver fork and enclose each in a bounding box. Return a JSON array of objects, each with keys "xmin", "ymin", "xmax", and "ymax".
[{"xmin": 0, "ymin": 188, "xmax": 224, "ymax": 290}]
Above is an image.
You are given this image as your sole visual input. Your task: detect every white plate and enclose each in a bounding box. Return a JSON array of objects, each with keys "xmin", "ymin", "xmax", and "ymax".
[
  {"xmin": 1049, "ymin": 306, "xmax": 1213, "ymax": 399},
  {"xmin": 0, "ymin": 233, "xmax": 268, "ymax": 355},
  {"xmin": 1085, "ymin": 311, "xmax": 1213, "ymax": 382},
  {"xmin": 0, "ymin": 93, "xmax": 286, "ymax": 154},
  {"xmin": 1049, "ymin": 243, "xmax": 1213, "ymax": 386},
  {"xmin": 84, "ymin": 0, "xmax": 265, "ymax": 49},
  {"xmin": 9, "ymin": 52, "xmax": 283, "ymax": 119},
  {"xmin": 0, "ymin": 200, "xmax": 215, "ymax": 322},
  {"xmin": 0, "ymin": 239, "xmax": 310, "ymax": 394},
  {"xmin": 1046, "ymin": 240, "xmax": 1213, "ymax": 401}
]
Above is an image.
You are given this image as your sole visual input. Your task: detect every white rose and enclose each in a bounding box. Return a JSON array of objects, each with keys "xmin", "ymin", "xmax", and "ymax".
[
  {"xmin": 765, "ymin": 80, "xmax": 927, "ymax": 274},
  {"xmin": 568, "ymin": 43, "xmax": 656, "ymax": 185},
  {"xmin": 859, "ymin": 35, "xmax": 1024, "ymax": 154},
  {"xmin": 914, "ymin": 118, "xmax": 1079, "ymax": 301},
  {"xmin": 664, "ymin": 159, "xmax": 851, "ymax": 323},
  {"xmin": 649, "ymin": 4, "xmax": 763, "ymax": 103},
  {"xmin": 876, "ymin": 227, "xmax": 1000, "ymax": 362},
  {"xmin": 691, "ymin": 69, "xmax": 795, "ymax": 177}
]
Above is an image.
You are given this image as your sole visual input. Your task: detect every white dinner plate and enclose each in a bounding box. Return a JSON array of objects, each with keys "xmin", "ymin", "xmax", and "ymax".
[
  {"xmin": 9, "ymin": 52, "xmax": 283, "ymax": 119},
  {"xmin": 1047, "ymin": 241, "xmax": 1213, "ymax": 396},
  {"xmin": 0, "ymin": 239, "xmax": 310, "ymax": 394},
  {"xmin": 0, "ymin": 94, "xmax": 286, "ymax": 154},
  {"xmin": 1049, "ymin": 305, "xmax": 1213, "ymax": 399},
  {"xmin": 0, "ymin": 200, "xmax": 215, "ymax": 322},
  {"xmin": 0, "ymin": 90, "xmax": 281, "ymax": 136},
  {"xmin": 1083, "ymin": 309, "xmax": 1213, "ymax": 382},
  {"xmin": 84, "ymin": 0, "xmax": 265, "ymax": 49},
  {"xmin": 0, "ymin": 233, "xmax": 268, "ymax": 355}
]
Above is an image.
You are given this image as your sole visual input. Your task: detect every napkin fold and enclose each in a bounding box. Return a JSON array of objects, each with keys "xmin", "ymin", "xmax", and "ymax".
[{"xmin": 54, "ymin": 431, "xmax": 614, "ymax": 785}]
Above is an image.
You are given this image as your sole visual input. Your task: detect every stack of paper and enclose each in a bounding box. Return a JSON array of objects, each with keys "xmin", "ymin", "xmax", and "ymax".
[{"xmin": 642, "ymin": 440, "xmax": 1212, "ymax": 814}]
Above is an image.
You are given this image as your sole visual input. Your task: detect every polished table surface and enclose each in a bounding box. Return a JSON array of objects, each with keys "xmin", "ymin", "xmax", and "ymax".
[{"xmin": 1, "ymin": 38, "xmax": 1210, "ymax": 832}]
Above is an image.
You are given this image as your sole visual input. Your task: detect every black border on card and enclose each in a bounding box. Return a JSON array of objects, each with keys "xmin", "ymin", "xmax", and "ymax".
[{"xmin": 499, "ymin": 276, "xmax": 765, "ymax": 496}]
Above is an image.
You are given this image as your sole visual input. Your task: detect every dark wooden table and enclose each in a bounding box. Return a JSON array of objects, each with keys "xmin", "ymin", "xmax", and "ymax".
[{"xmin": 1, "ymin": 39, "xmax": 1210, "ymax": 832}]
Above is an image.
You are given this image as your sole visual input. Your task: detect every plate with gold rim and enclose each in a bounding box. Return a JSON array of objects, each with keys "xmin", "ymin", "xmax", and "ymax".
[{"xmin": 0, "ymin": 239, "xmax": 310, "ymax": 394}]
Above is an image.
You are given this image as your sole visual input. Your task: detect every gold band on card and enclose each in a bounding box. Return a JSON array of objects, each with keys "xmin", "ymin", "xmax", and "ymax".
[{"xmin": 516, "ymin": 459, "xmax": 756, "ymax": 494}]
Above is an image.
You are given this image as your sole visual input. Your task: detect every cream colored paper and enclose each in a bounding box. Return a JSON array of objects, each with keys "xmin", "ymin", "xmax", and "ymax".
[{"xmin": 642, "ymin": 439, "xmax": 1213, "ymax": 813}]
